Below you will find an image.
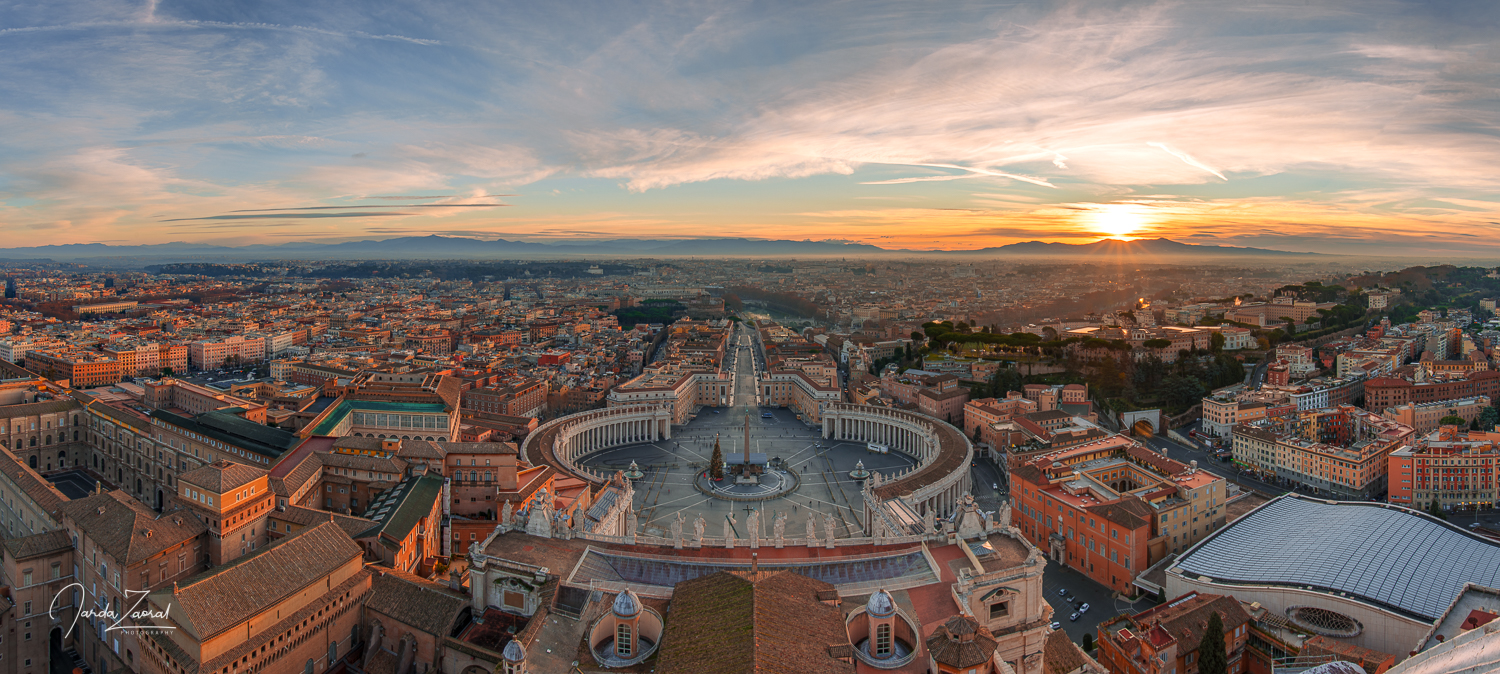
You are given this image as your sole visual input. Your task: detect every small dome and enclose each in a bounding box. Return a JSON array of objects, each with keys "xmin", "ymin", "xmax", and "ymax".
[
  {"xmin": 613, "ymin": 589, "xmax": 642, "ymax": 617},
  {"xmin": 502, "ymin": 639, "xmax": 526, "ymax": 663},
  {"xmin": 866, "ymin": 589, "xmax": 896, "ymax": 617}
]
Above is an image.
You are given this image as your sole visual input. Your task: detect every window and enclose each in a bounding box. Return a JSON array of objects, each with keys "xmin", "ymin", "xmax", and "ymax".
[
  {"xmin": 988, "ymin": 601, "xmax": 1009, "ymax": 619},
  {"xmin": 616, "ymin": 623, "xmax": 632, "ymax": 658},
  {"xmin": 875, "ymin": 622, "xmax": 892, "ymax": 657}
]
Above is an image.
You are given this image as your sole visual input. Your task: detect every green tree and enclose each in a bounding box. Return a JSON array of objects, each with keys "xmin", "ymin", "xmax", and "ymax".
[
  {"xmin": 1439, "ymin": 415, "xmax": 1467, "ymax": 427},
  {"xmin": 709, "ymin": 440, "xmax": 725, "ymax": 480},
  {"xmin": 1476, "ymin": 406, "xmax": 1499, "ymax": 431},
  {"xmin": 1197, "ymin": 611, "xmax": 1228, "ymax": 674},
  {"xmin": 1209, "ymin": 331, "xmax": 1225, "ymax": 354},
  {"xmin": 1081, "ymin": 632, "xmax": 1094, "ymax": 652},
  {"xmin": 1429, "ymin": 498, "xmax": 1447, "ymax": 520},
  {"xmin": 1162, "ymin": 374, "xmax": 1206, "ymax": 408}
]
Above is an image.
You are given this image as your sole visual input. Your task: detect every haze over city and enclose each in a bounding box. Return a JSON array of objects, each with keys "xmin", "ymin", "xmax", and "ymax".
[{"xmin": 3, "ymin": 1, "xmax": 1498, "ymax": 255}]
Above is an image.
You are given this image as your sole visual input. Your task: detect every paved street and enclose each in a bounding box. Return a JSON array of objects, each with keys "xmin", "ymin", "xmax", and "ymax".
[{"xmin": 1041, "ymin": 558, "xmax": 1157, "ymax": 644}]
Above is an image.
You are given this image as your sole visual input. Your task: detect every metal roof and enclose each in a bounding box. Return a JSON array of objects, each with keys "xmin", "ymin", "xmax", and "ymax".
[{"xmin": 1174, "ymin": 496, "xmax": 1500, "ymax": 621}]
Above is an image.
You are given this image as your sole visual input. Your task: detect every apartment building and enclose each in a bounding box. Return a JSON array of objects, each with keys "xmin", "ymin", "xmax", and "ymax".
[
  {"xmin": 1383, "ymin": 395, "xmax": 1490, "ymax": 434},
  {"xmin": 1388, "ymin": 426, "xmax": 1500, "ymax": 510},
  {"xmin": 1232, "ymin": 405, "xmax": 1415, "ymax": 499},
  {"xmin": 188, "ymin": 334, "xmax": 267, "ymax": 370}
]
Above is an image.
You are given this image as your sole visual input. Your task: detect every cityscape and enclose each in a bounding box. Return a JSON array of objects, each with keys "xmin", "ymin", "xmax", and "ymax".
[{"xmin": 1, "ymin": 2, "xmax": 1498, "ymax": 674}]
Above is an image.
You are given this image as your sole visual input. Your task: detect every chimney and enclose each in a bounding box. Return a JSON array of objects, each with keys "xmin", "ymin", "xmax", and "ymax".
[{"xmin": 751, "ymin": 552, "xmax": 759, "ymax": 575}]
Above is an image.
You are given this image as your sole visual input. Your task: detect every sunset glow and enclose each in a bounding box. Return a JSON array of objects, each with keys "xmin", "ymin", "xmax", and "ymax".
[{"xmin": 0, "ymin": 1, "xmax": 1496, "ymax": 256}]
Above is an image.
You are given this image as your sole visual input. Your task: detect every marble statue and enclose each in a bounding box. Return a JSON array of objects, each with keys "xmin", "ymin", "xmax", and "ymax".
[
  {"xmin": 693, "ymin": 514, "xmax": 706, "ymax": 547},
  {"xmin": 724, "ymin": 513, "xmax": 738, "ymax": 549},
  {"xmin": 997, "ymin": 500, "xmax": 1012, "ymax": 530},
  {"xmin": 924, "ymin": 509, "xmax": 936, "ymax": 535},
  {"xmin": 501, "ymin": 500, "xmax": 513, "ymax": 529},
  {"xmin": 772, "ymin": 511, "xmax": 787, "ymax": 548},
  {"xmin": 671, "ymin": 512, "xmax": 684, "ymax": 549},
  {"xmin": 746, "ymin": 510, "xmax": 761, "ymax": 548},
  {"xmin": 625, "ymin": 508, "xmax": 637, "ymax": 539},
  {"xmin": 806, "ymin": 515, "xmax": 819, "ymax": 547},
  {"xmin": 824, "ymin": 512, "xmax": 838, "ymax": 548}
]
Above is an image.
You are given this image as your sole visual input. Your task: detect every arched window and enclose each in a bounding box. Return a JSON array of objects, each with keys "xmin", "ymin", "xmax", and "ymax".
[
  {"xmin": 29, "ymin": 437, "xmax": 35, "ymax": 447},
  {"xmin": 73, "ymin": 430, "xmax": 78, "ymax": 441},
  {"xmin": 485, "ymin": 472, "xmax": 492, "ymax": 482},
  {"xmin": 328, "ymin": 641, "xmax": 338, "ymax": 665},
  {"xmin": 305, "ymin": 659, "xmax": 314, "ymax": 674},
  {"xmin": 59, "ymin": 451, "xmax": 67, "ymax": 462},
  {"xmin": 28, "ymin": 455, "xmax": 36, "ymax": 468},
  {"xmin": 875, "ymin": 623, "xmax": 892, "ymax": 657},
  {"xmin": 469, "ymin": 471, "xmax": 477, "ymax": 482},
  {"xmin": 45, "ymin": 434, "xmax": 51, "ymax": 445},
  {"xmin": 616, "ymin": 622, "xmax": 632, "ymax": 658}
]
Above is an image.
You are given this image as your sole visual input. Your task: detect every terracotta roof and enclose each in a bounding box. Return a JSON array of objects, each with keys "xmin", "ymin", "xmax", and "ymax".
[
  {"xmin": 58, "ymin": 491, "xmax": 207, "ymax": 565},
  {"xmin": 272, "ymin": 505, "xmax": 374, "ymax": 540},
  {"xmin": 1043, "ymin": 629, "xmax": 1089, "ymax": 674},
  {"xmin": 3, "ymin": 529, "xmax": 72, "ymax": 560},
  {"xmin": 1135, "ymin": 592, "xmax": 1252, "ymax": 658},
  {"xmin": 270, "ymin": 451, "xmax": 323, "ymax": 497},
  {"xmin": 0, "ymin": 448, "xmax": 70, "ymax": 519},
  {"xmin": 364, "ymin": 570, "xmax": 469, "ymax": 636},
  {"xmin": 1085, "ymin": 497, "xmax": 1152, "ymax": 531},
  {"xmin": 179, "ymin": 459, "xmax": 266, "ymax": 493},
  {"xmin": 925, "ymin": 615, "xmax": 998, "ymax": 668},
  {"xmin": 656, "ymin": 570, "xmax": 855, "ymax": 674},
  {"xmin": 170, "ymin": 521, "xmax": 363, "ymax": 640},
  {"xmin": 0, "ymin": 398, "xmax": 84, "ymax": 418}
]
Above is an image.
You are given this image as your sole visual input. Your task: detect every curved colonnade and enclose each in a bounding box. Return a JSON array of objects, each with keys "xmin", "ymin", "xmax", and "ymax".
[
  {"xmin": 524, "ymin": 402, "xmax": 972, "ymax": 523},
  {"xmin": 821, "ymin": 403, "xmax": 972, "ymax": 519},
  {"xmin": 521, "ymin": 404, "xmax": 674, "ymax": 483}
]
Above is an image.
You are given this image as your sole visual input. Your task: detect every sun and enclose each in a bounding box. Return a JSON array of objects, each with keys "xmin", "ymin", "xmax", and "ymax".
[{"xmin": 1084, "ymin": 203, "xmax": 1151, "ymax": 239}]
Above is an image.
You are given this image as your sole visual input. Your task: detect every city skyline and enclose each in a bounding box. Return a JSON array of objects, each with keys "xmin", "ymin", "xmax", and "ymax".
[{"xmin": 3, "ymin": 1, "xmax": 1499, "ymax": 256}]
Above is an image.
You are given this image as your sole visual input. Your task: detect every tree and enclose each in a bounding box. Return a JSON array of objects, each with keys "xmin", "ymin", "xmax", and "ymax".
[
  {"xmin": 1081, "ymin": 632, "xmax": 1094, "ymax": 652},
  {"xmin": 1280, "ymin": 317, "xmax": 1296, "ymax": 334},
  {"xmin": 1429, "ymin": 498, "xmax": 1447, "ymax": 520},
  {"xmin": 709, "ymin": 440, "xmax": 725, "ymax": 480},
  {"xmin": 1197, "ymin": 611, "xmax": 1228, "ymax": 674},
  {"xmin": 1439, "ymin": 415, "xmax": 1467, "ymax": 427},
  {"xmin": 1476, "ymin": 406, "xmax": 1499, "ymax": 431},
  {"xmin": 1210, "ymin": 331, "xmax": 1225, "ymax": 354}
]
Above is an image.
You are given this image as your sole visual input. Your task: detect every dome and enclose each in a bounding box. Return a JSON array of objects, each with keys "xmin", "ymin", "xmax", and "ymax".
[
  {"xmin": 502, "ymin": 639, "xmax": 527, "ymax": 663},
  {"xmin": 613, "ymin": 589, "xmax": 642, "ymax": 617},
  {"xmin": 866, "ymin": 589, "xmax": 896, "ymax": 617}
]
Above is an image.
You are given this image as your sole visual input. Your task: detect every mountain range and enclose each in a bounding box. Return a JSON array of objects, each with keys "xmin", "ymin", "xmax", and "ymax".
[{"xmin": 0, "ymin": 235, "xmax": 1324, "ymax": 263}]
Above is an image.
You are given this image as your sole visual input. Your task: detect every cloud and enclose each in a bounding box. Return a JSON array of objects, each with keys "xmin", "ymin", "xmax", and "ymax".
[
  {"xmin": 162, "ymin": 212, "xmax": 410, "ymax": 222},
  {"xmin": 1147, "ymin": 142, "xmax": 1227, "ymax": 181},
  {"xmin": 227, "ymin": 203, "xmax": 507, "ymax": 212},
  {"xmin": 1, "ymin": 0, "xmax": 1498, "ymax": 251}
]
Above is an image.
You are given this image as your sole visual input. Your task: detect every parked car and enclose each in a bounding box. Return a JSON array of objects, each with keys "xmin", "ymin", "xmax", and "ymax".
[
  {"xmin": 1069, "ymin": 612, "xmax": 1080, "ymax": 622},
  {"xmin": 1079, "ymin": 603, "xmax": 1090, "ymax": 614},
  {"xmin": 1057, "ymin": 588, "xmax": 1067, "ymax": 597},
  {"xmin": 1050, "ymin": 621, "xmax": 1061, "ymax": 630}
]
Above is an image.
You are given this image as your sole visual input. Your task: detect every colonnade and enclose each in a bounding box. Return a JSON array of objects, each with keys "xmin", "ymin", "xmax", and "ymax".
[
  {"xmin": 523, "ymin": 405, "xmax": 674, "ymax": 484},
  {"xmin": 822, "ymin": 404, "xmax": 973, "ymax": 520}
]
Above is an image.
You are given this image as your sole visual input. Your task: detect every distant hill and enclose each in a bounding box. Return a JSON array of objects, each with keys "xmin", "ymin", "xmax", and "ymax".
[
  {"xmin": 0, "ymin": 235, "xmax": 1323, "ymax": 263},
  {"xmin": 957, "ymin": 238, "xmax": 1321, "ymax": 257}
]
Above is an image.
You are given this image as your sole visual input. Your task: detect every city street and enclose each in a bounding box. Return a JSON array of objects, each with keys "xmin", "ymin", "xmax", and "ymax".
[{"xmin": 1041, "ymin": 558, "xmax": 1155, "ymax": 645}]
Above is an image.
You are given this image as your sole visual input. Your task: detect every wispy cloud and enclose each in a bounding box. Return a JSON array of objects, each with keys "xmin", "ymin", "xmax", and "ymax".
[{"xmin": 0, "ymin": 0, "xmax": 1496, "ymax": 252}]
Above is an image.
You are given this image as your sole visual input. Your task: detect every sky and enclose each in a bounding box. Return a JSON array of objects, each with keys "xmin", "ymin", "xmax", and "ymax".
[{"xmin": 1, "ymin": 0, "xmax": 1498, "ymax": 256}]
